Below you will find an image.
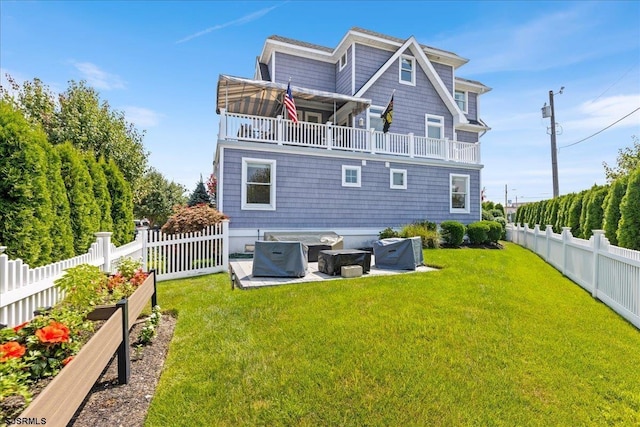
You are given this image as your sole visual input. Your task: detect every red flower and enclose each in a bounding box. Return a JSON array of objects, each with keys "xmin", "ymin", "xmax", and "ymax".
[
  {"xmin": 0, "ymin": 341, "xmax": 26, "ymax": 362},
  {"xmin": 129, "ymin": 269, "xmax": 149, "ymax": 287},
  {"xmin": 13, "ymin": 321, "xmax": 29, "ymax": 333},
  {"xmin": 35, "ymin": 321, "xmax": 70, "ymax": 344},
  {"xmin": 108, "ymin": 273, "xmax": 126, "ymax": 291},
  {"xmin": 62, "ymin": 356, "xmax": 74, "ymax": 366}
]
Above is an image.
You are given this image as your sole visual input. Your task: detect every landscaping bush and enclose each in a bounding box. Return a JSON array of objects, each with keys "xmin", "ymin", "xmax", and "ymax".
[
  {"xmin": 602, "ymin": 177, "xmax": 627, "ymax": 246},
  {"xmin": 162, "ymin": 204, "xmax": 227, "ymax": 234},
  {"xmin": 467, "ymin": 221, "xmax": 490, "ymax": 245},
  {"xmin": 482, "ymin": 210, "xmax": 494, "ymax": 221},
  {"xmin": 617, "ymin": 167, "xmax": 640, "ymax": 250},
  {"xmin": 439, "ymin": 220, "xmax": 465, "ymax": 247},
  {"xmin": 400, "ymin": 223, "xmax": 439, "ymax": 249},
  {"xmin": 494, "ymin": 217, "xmax": 507, "ymax": 239},
  {"xmin": 483, "ymin": 220, "xmax": 503, "ymax": 243},
  {"xmin": 378, "ymin": 227, "xmax": 399, "ymax": 239},
  {"xmin": 490, "ymin": 208, "xmax": 504, "ymax": 219}
]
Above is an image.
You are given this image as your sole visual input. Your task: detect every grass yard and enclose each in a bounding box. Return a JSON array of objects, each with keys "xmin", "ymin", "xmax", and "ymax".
[{"xmin": 145, "ymin": 243, "xmax": 640, "ymax": 426}]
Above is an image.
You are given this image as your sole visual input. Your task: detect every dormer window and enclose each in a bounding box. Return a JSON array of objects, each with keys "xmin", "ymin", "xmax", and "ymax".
[
  {"xmin": 399, "ymin": 55, "xmax": 415, "ymax": 85},
  {"xmin": 455, "ymin": 90, "xmax": 468, "ymax": 113},
  {"xmin": 339, "ymin": 52, "xmax": 348, "ymax": 71}
]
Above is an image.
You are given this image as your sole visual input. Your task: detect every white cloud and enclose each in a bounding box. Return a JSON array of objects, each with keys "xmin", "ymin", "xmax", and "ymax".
[
  {"xmin": 176, "ymin": 4, "xmax": 282, "ymax": 44},
  {"xmin": 122, "ymin": 106, "xmax": 162, "ymax": 128},
  {"xmin": 72, "ymin": 62, "xmax": 125, "ymax": 90},
  {"xmin": 561, "ymin": 94, "xmax": 640, "ymax": 133}
]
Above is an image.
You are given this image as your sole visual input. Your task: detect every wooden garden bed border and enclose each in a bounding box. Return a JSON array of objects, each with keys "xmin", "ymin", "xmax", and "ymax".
[{"xmin": 18, "ymin": 270, "xmax": 157, "ymax": 426}]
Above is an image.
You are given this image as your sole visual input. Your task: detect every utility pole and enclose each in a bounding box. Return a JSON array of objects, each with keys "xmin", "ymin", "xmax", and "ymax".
[
  {"xmin": 549, "ymin": 90, "xmax": 559, "ymax": 198},
  {"xmin": 542, "ymin": 87, "xmax": 563, "ymax": 198}
]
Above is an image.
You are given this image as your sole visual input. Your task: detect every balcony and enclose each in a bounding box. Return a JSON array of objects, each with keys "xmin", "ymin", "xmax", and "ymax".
[{"xmin": 218, "ymin": 109, "xmax": 480, "ymax": 165}]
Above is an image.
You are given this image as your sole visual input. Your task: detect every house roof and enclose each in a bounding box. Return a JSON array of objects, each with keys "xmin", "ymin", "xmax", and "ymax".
[
  {"xmin": 455, "ymin": 77, "xmax": 492, "ymax": 93},
  {"xmin": 216, "ymin": 75, "xmax": 371, "ymax": 117}
]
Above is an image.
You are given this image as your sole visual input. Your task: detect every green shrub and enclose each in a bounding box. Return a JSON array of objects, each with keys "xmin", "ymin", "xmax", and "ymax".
[
  {"xmin": 617, "ymin": 167, "xmax": 640, "ymax": 250},
  {"xmin": 582, "ymin": 185, "xmax": 608, "ymax": 239},
  {"xmin": 400, "ymin": 223, "xmax": 439, "ymax": 249},
  {"xmin": 602, "ymin": 177, "xmax": 627, "ymax": 246},
  {"xmin": 490, "ymin": 208, "xmax": 504, "ymax": 219},
  {"xmin": 494, "ymin": 217, "xmax": 507, "ymax": 239},
  {"xmin": 482, "ymin": 210, "xmax": 494, "ymax": 221},
  {"xmin": 379, "ymin": 227, "xmax": 400, "ymax": 239},
  {"xmin": 467, "ymin": 222, "xmax": 490, "ymax": 245},
  {"xmin": 440, "ymin": 220, "xmax": 465, "ymax": 247},
  {"xmin": 482, "ymin": 220, "xmax": 502, "ymax": 243},
  {"xmin": 413, "ymin": 220, "xmax": 437, "ymax": 231}
]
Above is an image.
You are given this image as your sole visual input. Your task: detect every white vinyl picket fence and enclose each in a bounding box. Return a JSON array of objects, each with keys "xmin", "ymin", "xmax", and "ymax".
[
  {"xmin": 506, "ymin": 223, "xmax": 640, "ymax": 329},
  {"xmin": 0, "ymin": 220, "xmax": 229, "ymax": 327}
]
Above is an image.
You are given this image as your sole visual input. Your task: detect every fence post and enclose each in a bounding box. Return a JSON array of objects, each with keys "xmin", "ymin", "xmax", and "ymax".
[
  {"xmin": 140, "ymin": 227, "xmax": 149, "ymax": 272},
  {"xmin": 591, "ymin": 230, "xmax": 606, "ymax": 299},
  {"xmin": 561, "ymin": 227, "xmax": 571, "ymax": 276},
  {"xmin": 533, "ymin": 225, "xmax": 540, "ymax": 253},
  {"xmin": 95, "ymin": 232, "xmax": 113, "ymax": 274},
  {"xmin": 276, "ymin": 115, "xmax": 284, "ymax": 145},
  {"xmin": 545, "ymin": 225, "xmax": 553, "ymax": 261},
  {"xmin": 116, "ymin": 298, "xmax": 130, "ymax": 385},
  {"xmin": 222, "ymin": 220, "xmax": 230, "ymax": 272}
]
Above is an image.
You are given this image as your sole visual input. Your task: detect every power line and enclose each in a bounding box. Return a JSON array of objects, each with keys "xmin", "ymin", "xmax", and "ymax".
[
  {"xmin": 558, "ymin": 107, "xmax": 640, "ymax": 149},
  {"xmin": 591, "ymin": 63, "xmax": 638, "ymax": 103}
]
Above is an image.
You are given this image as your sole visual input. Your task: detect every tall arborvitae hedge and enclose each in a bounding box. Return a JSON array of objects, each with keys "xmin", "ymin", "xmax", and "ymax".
[
  {"xmin": 617, "ymin": 167, "xmax": 640, "ymax": 250},
  {"xmin": 57, "ymin": 142, "xmax": 101, "ymax": 254},
  {"xmin": 39, "ymin": 139, "xmax": 75, "ymax": 260},
  {"xmin": 568, "ymin": 191, "xmax": 586, "ymax": 237},
  {"xmin": 85, "ymin": 155, "xmax": 113, "ymax": 232},
  {"xmin": 602, "ymin": 177, "xmax": 627, "ymax": 246},
  {"xmin": 0, "ymin": 101, "xmax": 54, "ymax": 266},
  {"xmin": 103, "ymin": 159, "xmax": 134, "ymax": 246},
  {"xmin": 582, "ymin": 185, "xmax": 609, "ymax": 239}
]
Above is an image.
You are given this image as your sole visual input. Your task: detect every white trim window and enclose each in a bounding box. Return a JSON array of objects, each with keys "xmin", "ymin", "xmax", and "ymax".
[
  {"xmin": 241, "ymin": 158, "xmax": 276, "ymax": 210},
  {"xmin": 426, "ymin": 114, "xmax": 444, "ymax": 139},
  {"xmin": 450, "ymin": 174, "xmax": 470, "ymax": 213},
  {"xmin": 399, "ymin": 55, "xmax": 415, "ymax": 85},
  {"xmin": 390, "ymin": 168, "xmax": 407, "ymax": 190},
  {"xmin": 342, "ymin": 165, "xmax": 361, "ymax": 187},
  {"xmin": 339, "ymin": 52, "xmax": 348, "ymax": 71},
  {"xmin": 368, "ymin": 106, "xmax": 385, "ymax": 132},
  {"xmin": 455, "ymin": 90, "xmax": 468, "ymax": 113}
]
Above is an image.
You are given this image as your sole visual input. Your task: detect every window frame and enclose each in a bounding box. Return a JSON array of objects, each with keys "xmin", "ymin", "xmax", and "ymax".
[
  {"xmin": 342, "ymin": 165, "xmax": 361, "ymax": 188},
  {"xmin": 455, "ymin": 90, "xmax": 468, "ymax": 113},
  {"xmin": 339, "ymin": 52, "xmax": 348, "ymax": 71},
  {"xmin": 241, "ymin": 158, "xmax": 276, "ymax": 210},
  {"xmin": 304, "ymin": 111, "xmax": 323, "ymax": 123},
  {"xmin": 390, "ymin": 168, "xmax": 407, "ymax": 190},
  {"xmin": 425, "ymin": 114, "xmax": 445, "ymax": 140},
  {"xmin": 450, "ymin": 173, "xmax": 470, "ymax": 214},
  {"xmin": 399, "ymin": 55, "xmax": 416, "ymax": 86}
]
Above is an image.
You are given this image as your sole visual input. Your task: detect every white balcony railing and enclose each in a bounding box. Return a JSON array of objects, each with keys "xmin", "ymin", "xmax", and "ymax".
[{"xmin": 219, "ymin": 109, "xmax": 480, "ymax": 164}]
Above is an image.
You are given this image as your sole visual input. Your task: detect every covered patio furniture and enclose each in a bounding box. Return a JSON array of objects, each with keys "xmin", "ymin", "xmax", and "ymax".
[
  {"xmin": 252, "ymin": 241, "xmax": 308, "ymax": 278},
  {"xmin": 264, "ymin": 231, "xmax": 344, "ymax": 262},
  {"xmin": 373, "ymin": 237, "xmax": 423, "ymax": 270},
  {"xmin": 317, "ymin": 249, "xmax": 371, "ymax": 276}
]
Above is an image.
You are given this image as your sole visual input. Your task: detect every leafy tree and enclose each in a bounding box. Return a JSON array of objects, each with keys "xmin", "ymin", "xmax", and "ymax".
[
  {"xmin": 134, "ymin": 168, "xmax": 187, "ymax": 227},
  {"xmin": 2, "ymin": 75, "xmax": 149, "ymax": 189},
  {"xmin": 582, "ymin": 185, "xmax": 608, "ymax": 239},
  {"xmin": 617, "ymin": 167, "xmax": 640, "ymax": 250},
  {"xmin": 57, "ymin": 142, "xmax": 101, "ymax": 254},
  {"xmin": 604, "ymin": 135, "xmax": 639, "ymax": 182},
  {"xmin": 0, "ymin": 101, "xmax": 54, "ymax": 265},
  {"xmin": 103, "ymin": 159, "xmax": 134, "ymax": 246},
  {"xmin": 84, "ymin": 155, "xmax": 113, "ymax": 232},
  {"xmin": 188, "ymin": 178, "xmax": 211, "ymax": 207},
  {"xmin": 206, "ymin": 173, "xmax": 217, "ymax": 207},
  {"xmin": 602, "ymin": 177, "xmax": 627, "ymax": 246},
  {"xmin": 493, "ymin": 203, "xmax": 505, "ymax": 217}
]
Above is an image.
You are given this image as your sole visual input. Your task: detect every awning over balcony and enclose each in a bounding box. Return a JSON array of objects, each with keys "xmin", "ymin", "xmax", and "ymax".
[{"xmin": 216, "ymin": 74, "xmax": 371, "ymax": 118}]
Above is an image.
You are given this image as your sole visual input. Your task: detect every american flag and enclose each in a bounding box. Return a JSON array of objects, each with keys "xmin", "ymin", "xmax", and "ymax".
[{"xmin": 284, "ymin": 81, "xmax": 298, "ymax": 123}]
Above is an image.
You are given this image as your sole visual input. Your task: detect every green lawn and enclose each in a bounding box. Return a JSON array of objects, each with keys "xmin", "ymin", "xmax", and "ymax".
[{"xmin": 145, "ymin": 243, "xmax": 640, "ymax": 426}]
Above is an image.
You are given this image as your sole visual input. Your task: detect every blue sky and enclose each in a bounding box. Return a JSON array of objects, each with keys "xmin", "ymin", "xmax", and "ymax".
[{"xmin": 2, "ymin": 1, "xmax": 639, "ymax": 206}]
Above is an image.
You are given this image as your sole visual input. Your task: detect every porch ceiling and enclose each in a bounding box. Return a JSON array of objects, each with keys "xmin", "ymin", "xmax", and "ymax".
[{"xmin": 216, "ymin": 74, "xmax": 371, "ymax": 118}]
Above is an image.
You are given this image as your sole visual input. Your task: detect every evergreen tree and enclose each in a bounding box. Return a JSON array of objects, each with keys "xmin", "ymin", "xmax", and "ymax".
[
  {"xmin": 617, "ymin": 167, "xmax": 640, "ymax": 250},
  {"xmin": 602, "ymin": 177, "xmax": 627, "ymax": 246},
  {"xmin": 103, "ymin": 159, "xmax": 134, "ymax": 245},
  {"xmin": 85, "ymin": 155, "xmax": 113, "ymax": 232},
  {"xmin": 582, "ymin": 186, "xmax": 608, "ymax": 239},
  {"xmin": 39, "ymin": 138, "xmax": 75, "ymax": 260},
  {"xmin": 0, "ymin": 101, "xmax": 54, "ymax": 265},
  {"xmin": 568, "ymin": 191, "xmax": 586, "ymax": 237},
  {"xmin": 57, "ymin": 142, "xmax": 101, "ymax": 254},
  {"xmin": 188, "ymin": 178, "xmax": 211, "ymax": 206}
]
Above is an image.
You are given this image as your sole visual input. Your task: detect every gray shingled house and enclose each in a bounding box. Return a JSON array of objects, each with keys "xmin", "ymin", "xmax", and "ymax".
[{"xmin": 214, "ymin": 27, "xmax": 491, "ymax": 253}]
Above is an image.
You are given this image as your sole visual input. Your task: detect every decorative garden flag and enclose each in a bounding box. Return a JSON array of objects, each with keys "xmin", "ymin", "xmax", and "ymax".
[{"xmin": 381, "ymin": 94, "xmax": 394, "ymax": 133}]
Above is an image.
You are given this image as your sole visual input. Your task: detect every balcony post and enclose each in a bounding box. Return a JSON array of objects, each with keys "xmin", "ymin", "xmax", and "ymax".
[
  {"xmin": 445, "ymin": 137, "xmax": 450, "ymax": 161},
  {"xmin": 219, "ymin": 108, "xmax": 227, "ymax": 140},
  {"xmin": 408, "ymin": 133, "xmax": 414, "ymax": 158},
  {"xmin": 276, "ymin": 115, "xmax": 283, "ymax": 145},
  {"xmin": 477, "ymin": 141, "xmax": 481, "ymax": 164},
  {"xmin": 370, "ymin": 128, "xmax": 376, "ymax": 154},
  {"xmin": 326, "ymin": 121, "xmax": 333, "ymax": 150}
]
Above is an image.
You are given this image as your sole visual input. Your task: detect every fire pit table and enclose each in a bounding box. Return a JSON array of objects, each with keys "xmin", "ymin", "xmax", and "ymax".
[{"xmin": 317, "ymin": 249, "xmax": 371, "ymax": 276}]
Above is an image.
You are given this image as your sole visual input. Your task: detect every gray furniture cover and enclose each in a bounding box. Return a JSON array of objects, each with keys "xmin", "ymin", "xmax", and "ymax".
[
  {"xmin": 373, "ymin": 237, "xmax": 423, "ymax": 270},
  {"xmin": 252, "ymin": 241, "xmax": 308, "ymax": 277},
  {"xmin": 263, "ymin": 232, "xmax": 344, "ymax": 262}
]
